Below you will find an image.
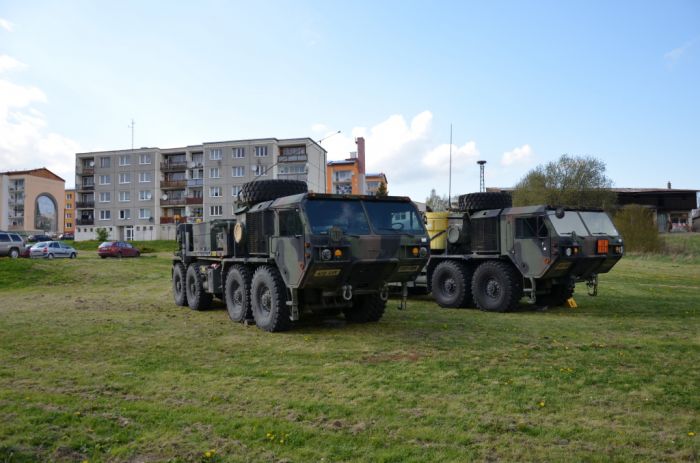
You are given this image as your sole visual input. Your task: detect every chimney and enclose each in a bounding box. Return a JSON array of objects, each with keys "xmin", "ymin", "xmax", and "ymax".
[
  {"xmin": 355, "ymin": 137, "xmax": 366, "ymax": 175},
  {"xmin": 667, "ymin": 181, "xmax": 672, "ymax": 190}
]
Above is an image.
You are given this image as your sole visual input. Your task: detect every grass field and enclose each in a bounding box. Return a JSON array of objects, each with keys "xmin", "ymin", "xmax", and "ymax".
[{"xmin": 1, "ymin": 243, "xmax": 698, "ymax": 462}]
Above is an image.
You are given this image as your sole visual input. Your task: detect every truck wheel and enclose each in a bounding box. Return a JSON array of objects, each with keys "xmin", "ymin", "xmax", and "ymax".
[
  {"xmin": 9, "ymin": 248, "xmax": 19, "ymax": 259},
  {"xmin": 185, "ymin": 264, "xmax": 212, "ymax": 311},
  {"xmin": 538, "ymin": 280, "xmax": 575, "ymax": 307},
  {"xmin": 224, "ymin": 265, "xmax": 252, "ymax": 322},
  {"xmin": 457, "ymin": 192, "xmax": 512, "ymax": 212},
  {"xmin": 239, "ymin": 180, "xmax": 308, "ymax": 205},
  {"xmin": 431, "ymin": 261, "xmax": 474, "ymax": 308},
  {"xmin": 471, "ymin": 261, "xmax": 522, "ymax": 312},
  {"xmin": 343, "ymin": 293, "xmax": 386, "ymax": 323},
  {"xmin": 172, "ymin": 263, "xmax": 188, "ymax": 307},
  {"xmin": 251, "ymin": 266, "xmax": 291, "ymax": 332}
]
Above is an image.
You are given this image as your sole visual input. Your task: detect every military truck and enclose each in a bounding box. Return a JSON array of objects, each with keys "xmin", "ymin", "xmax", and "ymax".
[
  {"xmin": 172, "ymin": 180, "xmax": 430, "ymax": 332},
  {"xmin": 425, "ymin": 192, "xmax": 623, "ymax": 312}
]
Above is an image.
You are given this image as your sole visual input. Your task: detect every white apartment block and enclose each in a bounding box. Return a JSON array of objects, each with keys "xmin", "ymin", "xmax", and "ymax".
[{"xmin": 74, "ymin": 137, "xmax": 326, "ymax": 241}]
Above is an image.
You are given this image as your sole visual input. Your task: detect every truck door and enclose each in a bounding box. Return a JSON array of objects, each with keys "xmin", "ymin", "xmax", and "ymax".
[
  {"xmin": 512, "ymin": 215, "xmax": 550, "ymax": 278},
  {"xmin": 272, "ymin": 209, "xmax": 306, "ymax": 287}
]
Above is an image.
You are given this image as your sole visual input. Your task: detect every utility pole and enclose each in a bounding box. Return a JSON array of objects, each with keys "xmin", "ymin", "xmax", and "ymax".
[{"xmin": 128, "ymin": 119, "xmax": 135, "ymax": 150}]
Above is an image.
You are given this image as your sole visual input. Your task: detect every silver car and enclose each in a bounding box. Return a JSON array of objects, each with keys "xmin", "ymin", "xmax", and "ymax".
[
  {"xmin": 0, "ymin": 231, "xmax": 25, "ymax": 258},
  {"xmin": 30, "ymin": 241, "xmax": 78, "ymax": 259}
]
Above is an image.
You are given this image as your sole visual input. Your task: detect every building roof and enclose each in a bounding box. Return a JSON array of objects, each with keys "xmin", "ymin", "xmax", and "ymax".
[
  {"xmin": 327, "ymin": 159, "xmax": 357, "ymax": 166},
  {"xmin": 0, "ymin": 167, "xmax": 65, "ymax": 182}
]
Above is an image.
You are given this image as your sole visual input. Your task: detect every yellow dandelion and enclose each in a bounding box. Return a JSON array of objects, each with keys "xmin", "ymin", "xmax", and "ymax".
[
  {"xmin": 538, "ymin": 401, "xmax": 545, "ymax": 407},
  {"xmin": 74, "ymin": 411, "xmax": 82, "ymax": 416},
  {"xmin": 204, "ymin": 451, "xmax": 212, "ymax": 458},
  {"xmin": 689, "ymin": 431, "xmax": 696, "ymax": 437}
]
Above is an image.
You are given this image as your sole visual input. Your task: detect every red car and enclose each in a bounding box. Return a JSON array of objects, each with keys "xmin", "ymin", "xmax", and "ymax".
[{"xmin": 98, "ymin": 241, "xmax": 141, "ymax": 258}]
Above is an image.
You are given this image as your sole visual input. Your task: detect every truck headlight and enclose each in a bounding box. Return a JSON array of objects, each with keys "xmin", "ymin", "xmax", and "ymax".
[
  {"xmin": 321, "ymin": 248, "xmax": 332, "ymax": 260},
  {"xmin": 411, "ymin": 247, "xmax": 419, "ymax": 256},
  {"xmin": 565, "ymin": 247, "xmax": 572, "ymax": 257},
  {"xmin": 419, "ymin": 247, "xmax": 428, "ymax": 257}
]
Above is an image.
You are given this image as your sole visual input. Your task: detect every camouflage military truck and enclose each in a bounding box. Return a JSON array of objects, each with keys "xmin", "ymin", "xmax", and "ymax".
[
  {"xmin": 425, "ymin": 192, "xmax": 623, "ymax": 312},
  {"xmin": 172, "ymin": 179, "xmax": 430, "ymax": 332}
]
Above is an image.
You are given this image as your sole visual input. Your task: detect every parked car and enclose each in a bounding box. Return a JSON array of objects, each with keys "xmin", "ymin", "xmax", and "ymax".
[
  {"xmin": 27, "ymin": 234, "xmax": 54, "ymax": 243},
  {"xmin": 30, "ymin": 241, "xmax": 78, "ymax": 259},
  {"xmin": 19, "ymin": 244, "xmax": 32, "ymax": 258},
  {"xmin": 59, "ymin": 233, "xmax": 74, "ymax": 240},
  {"xmin": 98, "ymin": 241, "xmax": 141, "ymax": 258},
  {"xmin": 0, "ymin": 231, "xmax": 25, "ymax": 258}
]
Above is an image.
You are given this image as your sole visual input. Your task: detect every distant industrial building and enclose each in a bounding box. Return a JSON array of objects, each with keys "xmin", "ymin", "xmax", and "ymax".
[
  {"xmin": 74, "ymin": 137, "xmax": 326, "ymax": 241},
  {"xmin": 0, "ymin": 168, "xmax": 65, "ymax": 235}
]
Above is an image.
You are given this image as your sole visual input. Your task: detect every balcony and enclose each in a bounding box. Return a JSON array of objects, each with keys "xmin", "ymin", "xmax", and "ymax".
[
  {"xmin": 78, "ymin": 184, "xmax": 95, "ymax": 191},
  {"xmin": 160, "ymin": 216, "xmax": 188, "ymax": 224},
  {"xmin": 76, "ymin": 201, "xmax": 95, "ymax": 209},
  {"xmin": 161, "ymin": 180, "xmax": 187, "ymax": 189},
  {"xmin": 77, "ymin": 218, "xmax": 94, "ymax": 226},
  {"xmin": 186, "ymin": 197, "xmax": 203, "ymax": 205},
  {"xmin": 78, "ymin": 166, "xmax": 95, "ymax": 175},
  {"xmin": 161, "ymin": 198, "xmax": 186, "ymax": 206},
  {"xmin": 187, "ymin": 178, "xmax": 204, "ymax": 187},
  {"xmin": 160, "ymin": 162, "xmax": 188, "ymax": 172}
]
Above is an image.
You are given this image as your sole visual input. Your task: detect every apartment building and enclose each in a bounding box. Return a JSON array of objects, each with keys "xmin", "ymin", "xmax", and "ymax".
[
  {"xmin": 365, "ymin": 173, "xmax": 388, "ymax": 196},
  {"xmin": 64, "ymin": 189, "xmax": 75, "ymax": 235},
  {"xmin": 0, "ymin": 168, "xmax": 65, "ymax": 234},
  {"xmin": 74, "ymin": 137, "xmax": 326, "ymax": 241}
]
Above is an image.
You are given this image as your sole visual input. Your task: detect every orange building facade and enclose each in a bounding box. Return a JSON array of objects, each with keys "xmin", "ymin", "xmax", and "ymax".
[{"xmin": 64, "ymin": 189, "xmax": 75, "ymax": 235}]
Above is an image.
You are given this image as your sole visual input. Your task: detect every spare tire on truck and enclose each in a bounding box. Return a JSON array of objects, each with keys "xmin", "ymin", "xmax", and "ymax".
[
  {"xmin": 457, "ymin": 192, "xmax": 512, "ymax": 212},
  {"xmin": 238, "ymin": 179, "xmax": 308, "ymax": 205}
]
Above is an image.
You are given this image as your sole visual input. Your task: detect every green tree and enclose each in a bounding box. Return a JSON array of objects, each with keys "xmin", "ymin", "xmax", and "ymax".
[
  {"xmin": 613, "ymin": 205, "xmax": 661, "ymax": 253},
  {"xmin": 95, "ymin": 227, "xmax": 109, "ymax": 242},
  {"xmin": 375, "ymin": 182, "xmax": 388, "ymax": 197},
  {"xmin": 425, "ymin": 189, "xmax": 449, "ymax": 211},
  {"xmin": 512, "ymin": 154, "xmax": 616, "ymax": 209}
]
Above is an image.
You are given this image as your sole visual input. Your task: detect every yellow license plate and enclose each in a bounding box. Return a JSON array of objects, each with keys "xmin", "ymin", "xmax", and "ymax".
[{"xmin": 314, "ymin": 269, "xmax": 341, "ymax": 277}]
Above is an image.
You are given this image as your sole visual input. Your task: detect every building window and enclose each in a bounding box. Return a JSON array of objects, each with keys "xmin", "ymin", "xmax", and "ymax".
[
  {"xmin": 232, "ymin": 166, "xmax": 245, "ymax": 177},
  {"xmin": 210, "ymin": 186, "xmax": 222, "ymax": 197},
  {"xmin": 139, "ymin": 172, "xmax": 152, "ymax": 183},
  {"xmin": 139, "ymin": 153, "xmax": 152, "ymax": 164},
  {"xmin": 139, "ymin": 208, "xmax": 151, "ymax": 219},
  {"xmin": 210, "ymin": 205, "xmax": 223, "ymax": 216},
  {"xmin": 335, "ymin": 170, "xmax": 352, "ymax": 181},
  {"xmin": 119, "ymin": 155, "xmax": 131, "ymax": 166},
  {"xmin": 209, "ymin": 148, "xmax": 222, "ymax": 160},
  {"xmin": 99, "ymin": 210, "xmax": 111, "ymax": 220},
  {"xmin": 335, "ymin": 184, "xmax": 352, "ymax": 194},
  {"xmin": 253, "ymin": 165, "xmax": 268, "ymax": 177},
  {"xmin": 98, "ymin": 175, "xmax": 111, "ymax": 185},
  {"xmin": 119, "ymin": 172, "xmax": 131, "ymax": 184},
  {"xmin": 232, "ymin": 147, "xmax": 245, "ymax": 158},
  {"xmin": 119, "ymin": 209, "xmax": 131, "ymax": 220},
  {"xmin": 139, "ymin": 190, "xmax": 152, "ymax": 201},
  {"xmin": 67, "ymin": 193, "xmax": 73, "ymax": 200},
  {"xmin": 209, "ymin": 167, "xmax": 220, "ymax": 179},
  {"xmin": 66, "ymin": 203, "xmax": 72, "ymax": 209},
  {"xmin": 119, "ymin": 191, "xmax": 130, "ymax": 202},
  {"xmin": 100, "ymin": 157, "xmax": 111, "ymax": 168},
  {"xmin": 279, "ymin": 164, "xmax": 307, "ymax": 174},
  {"xmin": 255, "ymin": 146, "xmax": 268, "ymax": 157},
  {"xmin": 232, "ymin": 185, "xmax": 242, "ymax": 197},
  {"xmin": 99, "ymin": 192, "xmax": 111, "ymax": 202},
  {"xmin": 66, "ymin": 213, "xmax": 72, "ymax": 219}
]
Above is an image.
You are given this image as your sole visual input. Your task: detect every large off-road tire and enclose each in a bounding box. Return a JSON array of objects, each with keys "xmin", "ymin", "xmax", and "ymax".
[
  {"xmin": 224, "ymin": 265, "xmax": 252, "ymax": 322},
  {"xmin": 538, "ymin": 279, "xmax": 575, "ymax": 307},
  {"xmin": 457, "ymin": 192, "xmax": 512, "ymax": 212},
  {"xmin": 238, "ymin": 180, "xmax": 307, "ymax": 205},
  {"xmin": 185, "ymin": 264, "xmax": 212, "ymax": 311},
  {"xmin": 471, "ymin": 260, "xmax": 522, "ymax": 312},
  {"xmin": 172, "ymin": 263, "xmax": 188, "ymax": 307},
  {"xmin": 431, "ymin": 260, "xmax": 474, "ymax": 308},
  {"xmin": 250, "ymin": 266, "xmax": 291, "ymax": 332},
  {"xmin": 343, "ymin": 293, "xmax": 386, "ymax": 323}
]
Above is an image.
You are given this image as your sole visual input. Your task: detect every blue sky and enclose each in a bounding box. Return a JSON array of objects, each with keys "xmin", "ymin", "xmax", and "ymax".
[{"xmin": 1, "ymin": 0, "xmax": 698, "ymax": 200}]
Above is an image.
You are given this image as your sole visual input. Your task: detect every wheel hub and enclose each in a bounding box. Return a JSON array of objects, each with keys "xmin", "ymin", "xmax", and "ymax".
[
  {"xmin": 486, "ymin": 279, "xmax": 501, "ymax": 299},
  {"xmin": 443, "ymin": 278, "xmax": 456, "ymax": 295},
  {"xmin": 260, "ymin": 289, "xmax": 272, "ymax": 313}
]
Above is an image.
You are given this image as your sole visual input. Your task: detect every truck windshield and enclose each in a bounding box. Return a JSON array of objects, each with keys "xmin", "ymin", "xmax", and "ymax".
[
  {"xmin": 304, "ymin": 199, "xmax": 371, "ymax": 235},
  {"xmin": 579, "ymin": 211, "xmax": 619, "ymax": 235},
  {"xmin": 547, "ymin": 211, "xmax": 589, "ymax": 236},
  {"xmin": 363, "ymin": 201, "xmax": 425, "ymax": 235}
]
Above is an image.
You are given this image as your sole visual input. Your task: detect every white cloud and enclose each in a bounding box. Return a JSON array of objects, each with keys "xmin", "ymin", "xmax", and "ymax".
[
  {"xmin": 0, "ymin": 54, "xmax": 80, "ymax": 185},
  {"xmin": 0, "ymin": 55, "xmax": 25, "ymax": 73},
  {"xmin": 664, "ymin": 39, "xmax": 697, "ymax": 66},
  {"xmin": 501, "ymin": 144, "xmax": 533, "ymax": 166},
  {"xmin": 0, "ymin": 18, "xmax": 14, "ymax": 32},
  {"xmin": 319, "ymin": 111, "xmax": 483, "ymax": 197}
]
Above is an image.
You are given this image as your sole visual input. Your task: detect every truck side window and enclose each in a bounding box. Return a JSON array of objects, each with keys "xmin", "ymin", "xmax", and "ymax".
[
  {"xmin": 516, "ymin": 217, "xmax": 548, "ymax": 239},
  {"xmin": 279, "ymin": 210, "xmax": 303, "ymax": 236}
]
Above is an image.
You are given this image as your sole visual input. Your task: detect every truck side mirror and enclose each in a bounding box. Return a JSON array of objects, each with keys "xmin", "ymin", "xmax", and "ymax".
[{"xmin": 555, "ymin": 207, "xmax": 565, "ymax": 219}]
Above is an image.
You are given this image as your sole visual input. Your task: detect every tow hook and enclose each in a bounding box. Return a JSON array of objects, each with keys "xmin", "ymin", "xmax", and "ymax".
[
  {"xmin": 342, "ymin": 285, "xmax": 353, "ymax": 301},
  {"xmin": 587, "ymin": 273, "xmax": 598, "ymax": 296},
  {"xmin": 379, "ymin": 285, "xmax": 389, "ymax": 302}
]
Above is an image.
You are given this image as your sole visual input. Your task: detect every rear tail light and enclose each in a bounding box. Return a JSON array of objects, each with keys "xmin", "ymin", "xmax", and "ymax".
[{"xmin": 597, "ymin": 239, "xmax": 609, "ymax": 254}]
